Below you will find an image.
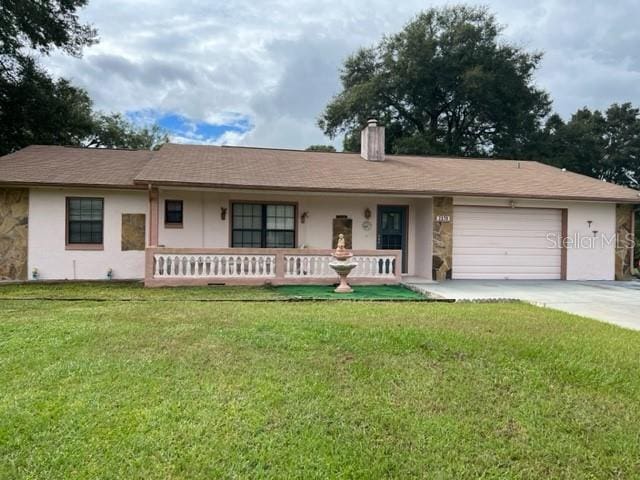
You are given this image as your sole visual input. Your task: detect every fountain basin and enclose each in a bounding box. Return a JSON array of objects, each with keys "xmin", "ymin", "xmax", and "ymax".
[{"xmin": 329, "ymin": 260, "xmax": 357, "ymax": 293}]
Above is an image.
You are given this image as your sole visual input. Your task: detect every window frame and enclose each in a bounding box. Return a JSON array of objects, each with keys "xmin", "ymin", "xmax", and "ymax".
[
  {"xmin": 65, "ymin": 197, "xmax": 105, "ymax": 250},
  {"xmin": 164, "ymin": 199, "xmax": 184, "ymax": 228},
  {"xmin": 230, "ymin": 201, "xmax": 297, "ymax": 248}
]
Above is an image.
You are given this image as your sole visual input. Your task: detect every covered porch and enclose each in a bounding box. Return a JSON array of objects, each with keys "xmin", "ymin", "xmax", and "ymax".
[{"xmin": 144, "ymin": 186, "xmax": 437, "ymax": 286}]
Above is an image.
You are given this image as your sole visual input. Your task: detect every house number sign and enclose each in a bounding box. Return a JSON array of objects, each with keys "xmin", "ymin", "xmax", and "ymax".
[{"xmin": 435, "ymin": 215, "xmax": 451, "ymax": 223}]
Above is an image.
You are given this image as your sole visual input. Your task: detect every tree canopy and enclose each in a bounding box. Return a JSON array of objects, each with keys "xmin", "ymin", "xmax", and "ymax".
[
  {"xmin": 0, "ymin": 0, "xmax": 97, "ymax": 59},
  {"xmin": 531, "ymin": 103, "xmax": 639, "ymax": 189},
  {"xmin": 319, "ymin": 5, "xmax": 550, "ymax": 157},
  {"xmin": 0, "ymin": 57, "xmax": 94, "ymax": 155},
  {"xmin": 87, "ymin": 113, "xmax": 168, "ymax": 150},
  {"xmin": 0, "ymin": 0, "xmax": 166, "ymax": 154},
  {"xmin": 305, "ymin": 144, "xmax": 336, "ymax": 152}
]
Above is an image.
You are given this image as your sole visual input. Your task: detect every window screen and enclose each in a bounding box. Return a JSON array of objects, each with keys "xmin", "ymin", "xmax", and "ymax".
[
  {"xmin": 165, "ymin": 200, "xmax": 183, "ymax": 225},
  {"xmin": 231, "ymin": 203, "xmax": 295, "ymax": 248},
  {"xmin": 265, "ymin": 204, "xmax": 295, "ymax": 247},
  {"xmin": 67, "ymin": 197, "xmax": 104, "ymax": 244}
]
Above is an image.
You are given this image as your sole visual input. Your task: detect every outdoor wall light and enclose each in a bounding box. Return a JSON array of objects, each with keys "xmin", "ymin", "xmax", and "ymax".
[
  {"xmin": 364, "ymin": 207, "xmax": 372, "ymax": 219},
  {"xmin": 107, "ymin": 268, "xmax": 113, "ymax": 280},
  {"xmin": 220, "ymin": 207, "xmax": 227, "ymax": 220},
  {"xmin": 32, "ymin": 268, "xmax": 38, "ymax": 280},
  {"xmin": 301, "ymin": 211, "xmax": 309, "ymax": 223}
]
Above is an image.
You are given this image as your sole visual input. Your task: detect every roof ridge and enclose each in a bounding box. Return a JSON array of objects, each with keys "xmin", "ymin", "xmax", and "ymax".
[
  {"xmin": 166, "ymin": 143, "xmax": 542, "ymax": 162},
  {"xmin": 167, "ymin": 143, "xmax": 350, "ymax": 155}
]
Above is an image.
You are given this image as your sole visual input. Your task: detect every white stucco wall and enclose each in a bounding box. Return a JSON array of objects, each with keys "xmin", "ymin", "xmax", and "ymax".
[
  {"xmin": 28, "ymin": 188, "xmax": 148, "ymax": 280},
  {"xmin": 24, "ymin": 186, "xmax": 617, "ymax": 282},
  {"xmin": 454, "ymin": 197, "xmax": 617, "ymax": 280},
  {"xmin": 158, "ymin": 189, "xmax": 433, "ymax": 276}
]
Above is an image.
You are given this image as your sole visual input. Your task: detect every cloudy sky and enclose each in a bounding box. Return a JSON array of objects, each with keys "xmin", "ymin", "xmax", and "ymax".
[{"xmin": 42, "ymin": 0, "xmax": 640, "ymax": 149}]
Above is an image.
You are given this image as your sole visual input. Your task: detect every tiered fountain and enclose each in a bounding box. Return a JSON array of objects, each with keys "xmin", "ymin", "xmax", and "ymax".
[{"xmin": 329, "ymin": 234, "xmax": 358, "ymax": 293}]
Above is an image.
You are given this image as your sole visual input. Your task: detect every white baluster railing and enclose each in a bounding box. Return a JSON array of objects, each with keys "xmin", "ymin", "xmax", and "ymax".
[
  {"xmin": 153, "ymin": 253, "xmax": 276, "ymax": 279},
  {"xmin": 145, "ymin": 248, "xmax": 401, "ymax": 286}
]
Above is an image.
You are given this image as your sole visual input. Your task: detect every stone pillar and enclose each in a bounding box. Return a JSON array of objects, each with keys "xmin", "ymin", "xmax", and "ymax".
[
  {"xmin": 432, "ymin": 196, "xmax": 453, "ymax": 281},
  {"xmin": 615, "ymin": 204, "xmax": 634, "ymax": 280},
  {"xmin": 0, "ymin": 188, "xmax": 29, "ymax": 280}
]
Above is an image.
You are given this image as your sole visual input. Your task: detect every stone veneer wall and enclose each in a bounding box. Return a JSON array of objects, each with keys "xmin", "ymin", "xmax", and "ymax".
[
  {"xmin": 615, "ymin": 204, "xmax": 634, "ymax": 280},
  {"xmin": 432, "ymin": 196, "xmax": 453, "ymax": 281},
  {"xmin": 0, "ymin": 188, "xmax": 29, "ymax": 280}
]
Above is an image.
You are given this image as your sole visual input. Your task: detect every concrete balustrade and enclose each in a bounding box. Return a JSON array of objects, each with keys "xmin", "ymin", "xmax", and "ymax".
[{"xmin": 144, "ymin": 247, "xmax": 401, "ymax": 287}]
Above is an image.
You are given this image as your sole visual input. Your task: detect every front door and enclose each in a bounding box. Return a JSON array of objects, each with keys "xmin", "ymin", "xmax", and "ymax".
[{"xmin": 377, "ymin": 206, "xmax": 408, "ymax": 273}]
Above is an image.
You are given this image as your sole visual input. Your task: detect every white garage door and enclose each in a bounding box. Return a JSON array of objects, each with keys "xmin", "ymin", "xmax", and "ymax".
[{"xmin": 452, "ymin": 206, "xmax": 562, "ymax": 280}]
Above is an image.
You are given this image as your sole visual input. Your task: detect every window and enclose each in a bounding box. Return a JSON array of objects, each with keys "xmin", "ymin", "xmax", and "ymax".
[
  {"xmin": 165, "ymin": 200, "xmax": 183, "ymax": 226},
  {"xmin": 232, "ymin": 203, "xmax": 262, "ymax": 247},
  {"xmin": 67, "ymin": 197, "xmax": 104, "ymax": 245},
  {"xmin": 232, "ymin": 203, "xmax": 295, "ymax": 248}
]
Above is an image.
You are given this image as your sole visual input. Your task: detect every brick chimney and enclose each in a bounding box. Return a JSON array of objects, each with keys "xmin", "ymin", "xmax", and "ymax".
[{"xmin": 360, "ymin": 119, "xmax": 385, "ymax": 161}]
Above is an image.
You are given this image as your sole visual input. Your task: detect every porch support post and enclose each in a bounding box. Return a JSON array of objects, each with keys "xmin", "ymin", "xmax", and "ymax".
[
  {"xmin": 615, "ymin": 204, "xmax": 634, "ymax": 280},
  {"xmin": 148, "ymin": 186, "xmax": 159, "ymax": 247},
  {"xmin": 274, "ymin": 251, "xmax": 286, "ymax": 285},
  {"xmin": 432, "ymin": 196, "xmax": 453, "ymax": 281}
]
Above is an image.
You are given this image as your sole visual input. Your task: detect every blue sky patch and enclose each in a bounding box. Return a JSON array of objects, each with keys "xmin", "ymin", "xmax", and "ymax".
[{"xmin": 127, "ymin": 110, "xmax": 252, "ymax": 144}]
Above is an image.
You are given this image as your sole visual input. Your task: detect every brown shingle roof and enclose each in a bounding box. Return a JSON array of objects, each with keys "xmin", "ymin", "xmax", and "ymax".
[
  {"xmin": 134, "ymin": 143, "xmax": 640, "ymax": 203},
  {"xmin": 1, "ymin": 143, "xmax": 639, "ymax": 202},
  {"xmin": 0, "ymin": 145, "xmax": 152, "ymax": 188}
]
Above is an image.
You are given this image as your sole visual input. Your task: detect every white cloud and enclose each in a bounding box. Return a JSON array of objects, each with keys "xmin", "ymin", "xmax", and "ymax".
[{"xmin": 41, "ymin": 0, "xmax": 640, "ymax": 148}]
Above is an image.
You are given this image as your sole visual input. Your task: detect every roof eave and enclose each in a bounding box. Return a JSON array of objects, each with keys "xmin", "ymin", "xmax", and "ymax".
[
  {"xmin": 0, "ymin": 181, "xmax": 146, "ymax": 190},
  {"xmin": 132, "ymin": 179, "xmax": 640, "ymax": 203}
]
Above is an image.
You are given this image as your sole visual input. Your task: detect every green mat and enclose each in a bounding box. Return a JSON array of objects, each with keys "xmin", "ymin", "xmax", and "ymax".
[{"xmin": 275, "ymin": 284, "xmax": 426, "ymax": 300}]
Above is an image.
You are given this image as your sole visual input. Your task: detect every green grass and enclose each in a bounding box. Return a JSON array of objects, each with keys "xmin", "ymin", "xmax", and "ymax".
[
  {"xmin": 0, "ymin": 281, "xmax": 284, "ymax": 300},
  {"xmin": 0, "ymin": 282, "xmax": 425, "ymax": 301},
  {"xmin": 1, "ymin": 285, "xmax": 639, "ymax": 478}
]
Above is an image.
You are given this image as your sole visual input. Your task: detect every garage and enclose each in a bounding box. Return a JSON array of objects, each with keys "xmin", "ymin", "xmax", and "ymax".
[{"xmin": 452, "ymin": 206, "xmax": 563, "ymax": 280}]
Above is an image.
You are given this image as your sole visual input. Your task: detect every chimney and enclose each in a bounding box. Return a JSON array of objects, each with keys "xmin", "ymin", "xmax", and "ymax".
[{"xmin": 360, "ymin": 118, "xmax": 385, "ymax": 161}]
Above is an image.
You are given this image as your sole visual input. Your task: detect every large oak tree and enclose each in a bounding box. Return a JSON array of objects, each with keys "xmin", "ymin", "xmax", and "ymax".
[{"xmin": 319, "ymin": 5, "xmax": 551, "ymax": 157}]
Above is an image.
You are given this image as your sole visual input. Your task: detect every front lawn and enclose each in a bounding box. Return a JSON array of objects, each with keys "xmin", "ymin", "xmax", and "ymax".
[
  {"xmin": 0, "ymin": 282, "xmax": 425, "ymax": 301},
  {"xmin": 1, "ymin": 285, "xmax": 639, "ymax": 478}
]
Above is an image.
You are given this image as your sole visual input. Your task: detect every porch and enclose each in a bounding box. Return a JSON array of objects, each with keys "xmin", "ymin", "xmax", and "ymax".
[
  {"xmin": 143, "ymin": 186, "xmax": 435, "ymax": 286},
  {"xmin": 144, "ymin": 247, "xmax": 402, "ymax": 287}
]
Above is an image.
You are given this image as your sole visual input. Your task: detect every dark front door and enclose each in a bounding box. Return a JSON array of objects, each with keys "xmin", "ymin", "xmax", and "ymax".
[{"xmin": 377, "ymin": 205, "xmax": 408, "ymax": 273}]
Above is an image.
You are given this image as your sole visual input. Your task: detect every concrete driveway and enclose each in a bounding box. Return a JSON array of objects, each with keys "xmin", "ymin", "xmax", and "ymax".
[{"xmin": 405, "ymin": 280, "xmax": 640, "ymax": 331}]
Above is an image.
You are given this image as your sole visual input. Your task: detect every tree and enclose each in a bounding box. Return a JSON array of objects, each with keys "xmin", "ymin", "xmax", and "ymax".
[
  {"xmin": 86, "ymin": 113, "xmax": 168, "ymax": 150},
  {"xmin": 534, "ymin": 103, "xmax": 639, "ymax": 189},
  {"xmin": 0, "ymin": 57, "xmax": 94, "ymax": 155},
  {"xmin": 0, "ymin": 57, "xmax": 167, "ymax": 155},
  {"xmin": 319, "ymin": 5, "xmax": 550, "ymax": 157},
  {"xmin": 305, "ymin": 144, "xmax": 336, "ymax": 152},
  {"xmin": 0, "ymin": 1, "xmax": 166, "ymax": 153},
  {"xmin": 0, "ymin": 0, "xmax": 97, "ymax": 154},
  {"xmin": 0, "ymin": 0, "xmax": 97, "ymax": 59}
]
